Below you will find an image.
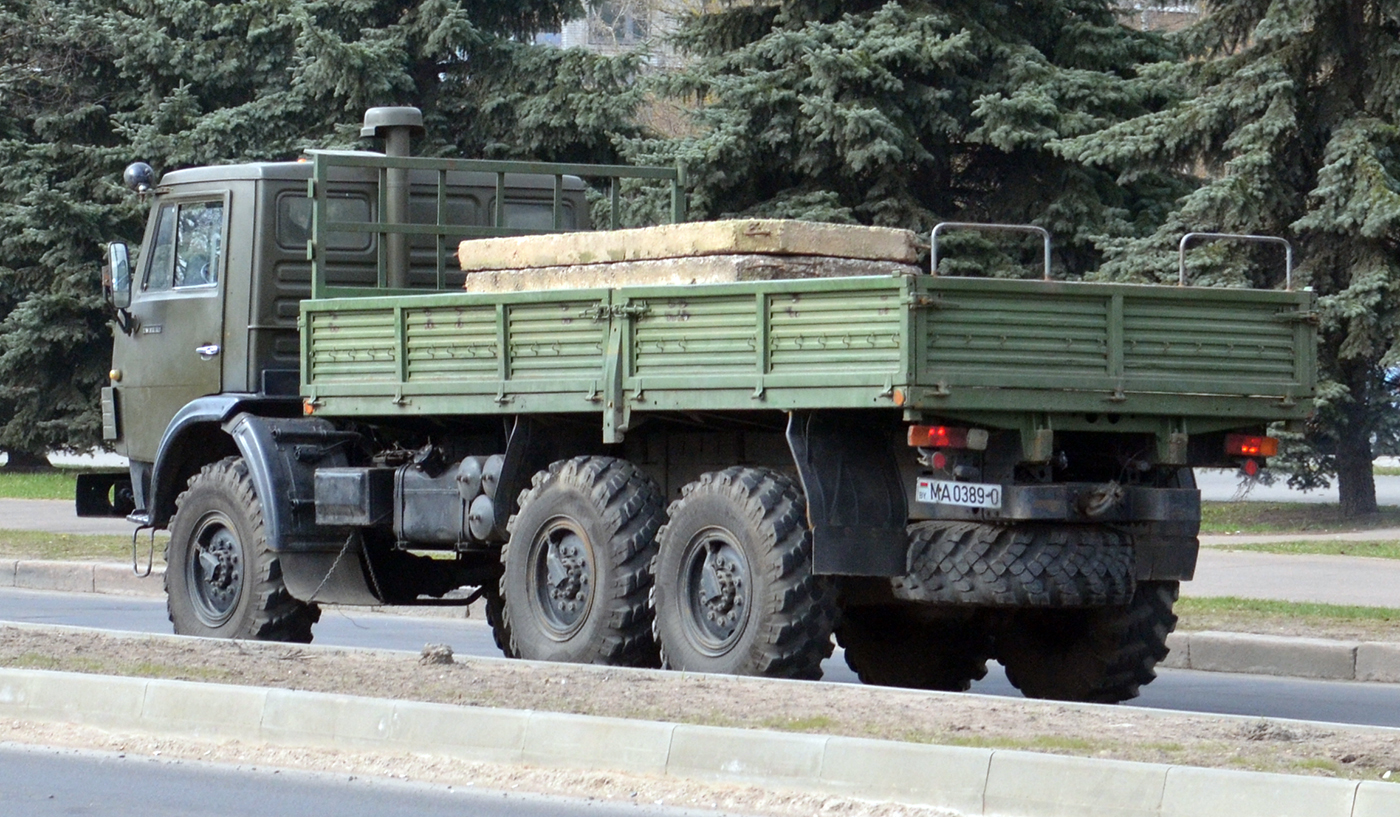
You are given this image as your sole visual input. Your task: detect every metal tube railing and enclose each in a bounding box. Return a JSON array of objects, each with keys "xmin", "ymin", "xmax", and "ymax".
[
  {"xmin": 930, "ymin": 222, "xmax": 1053, "ymax": 280},
  {"xmin": 1178, "ymin": 232, "xmax": 1293, "ymax": 290}
]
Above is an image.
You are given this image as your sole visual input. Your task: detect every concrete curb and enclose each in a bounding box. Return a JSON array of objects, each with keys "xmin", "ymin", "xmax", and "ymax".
[
  {"xmin": 8, "ymin": 560, "xmax": 1400, "ymax": 684},
  {"xmin": 1161, "ymin": 631, "xmax": 1400, "ymax": 684},
  {"xmin": 0, "ymin": 667, "xmax": 1395, "ymax": 817}
]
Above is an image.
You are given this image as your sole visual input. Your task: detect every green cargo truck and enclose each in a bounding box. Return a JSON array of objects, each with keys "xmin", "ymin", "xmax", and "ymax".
[{"xmin": 81, "ymin": 107, "xmax": 1316, "ymax": 703}]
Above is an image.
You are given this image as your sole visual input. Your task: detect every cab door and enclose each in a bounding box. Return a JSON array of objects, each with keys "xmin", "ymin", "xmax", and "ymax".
[{"xmin": 115, "ymin": 195, "xmax": 227, "ymax": 462}]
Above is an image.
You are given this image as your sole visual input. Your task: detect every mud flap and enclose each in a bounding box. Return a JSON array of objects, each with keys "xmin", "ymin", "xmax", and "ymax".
[{"xmin": 786, "ymin": 410, "xmax": 908, "ymax": 576}]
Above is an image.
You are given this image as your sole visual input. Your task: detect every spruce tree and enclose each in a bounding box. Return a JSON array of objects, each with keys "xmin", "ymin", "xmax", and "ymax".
[
  {"xmin": 1059, "ymin": 1, "xmax": 1400, "ymax": 516},
  {"xmin": 0, "ymin": 0, "xmax": 639, "ymax": 465},
  {"xmin": 628, "ymin": 0, "xmax": 1185, "ymax": 277}
]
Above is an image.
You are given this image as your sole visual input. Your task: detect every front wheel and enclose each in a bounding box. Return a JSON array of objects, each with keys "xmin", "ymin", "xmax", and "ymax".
[
  {"xmin": 651, "ymin": 467, "xmax": 835, "ymax": 680},
  {"xmin": 166, "ymin": 457, "xmax": 319, "ymax": 641}
]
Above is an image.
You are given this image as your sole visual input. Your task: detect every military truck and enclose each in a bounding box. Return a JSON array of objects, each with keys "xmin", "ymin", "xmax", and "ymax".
[{"xmin": 81, "ymin": 107, "xmax": 1316, "ymax": 703}]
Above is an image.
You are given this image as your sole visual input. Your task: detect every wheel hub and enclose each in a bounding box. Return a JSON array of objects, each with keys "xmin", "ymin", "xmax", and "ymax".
[
  {"xmin": 532, "ymin": 524, "xmax": 594, "ymax": 637},
  {"xmin": 684, "ymin": 533, "xmax": 751, "ymax": 651},
  {"xmin": 187, "ymin": 517, "xmax": 244, "ymax": 626}
]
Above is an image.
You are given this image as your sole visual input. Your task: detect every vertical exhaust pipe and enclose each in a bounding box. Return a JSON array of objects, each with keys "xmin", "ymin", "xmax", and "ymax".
[{"xmin": 361, "ymin": 107, "xmax": 424, "ymax": 290}]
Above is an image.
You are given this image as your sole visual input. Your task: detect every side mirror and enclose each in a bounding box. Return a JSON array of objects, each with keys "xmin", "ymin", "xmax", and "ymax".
[{"xmin": 105, "ymin": 242, "xmax": 132, "ymax": 309}]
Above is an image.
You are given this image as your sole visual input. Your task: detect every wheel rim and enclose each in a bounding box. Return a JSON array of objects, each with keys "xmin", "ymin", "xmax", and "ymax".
[
  {"xmin": 528, "ymin": 517, "xmax": 596, "ymax": 640},
  {"xmin": 185, "ymin": 511, "xmax": 244, "ymax": 627},
  {"xmin": 679, "ymin": 526, "xmax": 751, "ymax": 655}
]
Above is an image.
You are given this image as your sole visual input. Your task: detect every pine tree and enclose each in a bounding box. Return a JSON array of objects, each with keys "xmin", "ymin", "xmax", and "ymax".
[
  {"xmin": 627, "ymin": 0, "xmax": 1185, "ymax": 277},
  {"xmin": 0, "ymin": 0, "xmax": 640, "ymax": 465},
  {"xmin": 1059, "ymin": 1, "xmax": 1400, "ymax": 516}
]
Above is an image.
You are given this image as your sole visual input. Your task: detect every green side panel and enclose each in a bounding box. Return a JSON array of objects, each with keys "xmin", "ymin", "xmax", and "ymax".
[
  {"xmin": 405, "ymin": 304, "xmax": 497, "ymax": 382},
  {"xmin": 768, "ymin": 288, "xmax": 903, "ymax": 375},
  {"xmin": 1121, "ymin": 297, "xmax": 1295, "ymax": 389},
  {"xmin": 922, "ymin": 291, "xmax": 1109, "ymax": 381},
  {"xmin": 634, "ymin": 295, "xmax": 757, "ymax": 376},
  {"xmin": 306, "ymin": 310, "xmax": 398, "ymax": 385},
  {"xmin": 507, "ymin": 301, "xmax": 607, "ymax": 380}
]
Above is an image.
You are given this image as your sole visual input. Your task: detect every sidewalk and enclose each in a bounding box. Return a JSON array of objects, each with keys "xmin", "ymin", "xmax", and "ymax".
[{"xmin": 1189, "ymin": 549, "xmax": 1400, "ymax": 608}]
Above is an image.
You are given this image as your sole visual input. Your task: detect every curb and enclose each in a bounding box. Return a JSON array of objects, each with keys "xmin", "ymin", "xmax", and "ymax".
[
  {"xmin": 0, "ymin": 666, "xmax": 1396, "ymax": 817},
  {"xmin": 6, "ymin": 560, "xmax": 1400, "ymax": 685}
]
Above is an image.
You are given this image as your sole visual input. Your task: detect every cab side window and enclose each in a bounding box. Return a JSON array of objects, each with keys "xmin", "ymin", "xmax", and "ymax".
[{"xmin": 144, "ymin": 200, "xmax": 224, "ymax": 291}]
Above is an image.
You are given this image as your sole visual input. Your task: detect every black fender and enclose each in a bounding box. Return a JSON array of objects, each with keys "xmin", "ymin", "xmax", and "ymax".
[
  {"xmin": 143, "ymin": 395, "xmax": 300, "ymax": 527},
  {"xmin": 786, "ymin": 410, "xmax": 909, "ymax": 576},
  {"xmin": 222, "ymin": 412, "xmax": 384, "ymax": 606}
]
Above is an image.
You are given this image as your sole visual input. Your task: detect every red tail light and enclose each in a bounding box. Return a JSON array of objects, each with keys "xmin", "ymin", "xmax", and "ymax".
[
  {"xmin": 1225, "ymin": 434, "xmax": 1278, "ymax": 458},
  {"xmin": 908, "ymin": 425, "xmax": 989, "ymax": 450}
]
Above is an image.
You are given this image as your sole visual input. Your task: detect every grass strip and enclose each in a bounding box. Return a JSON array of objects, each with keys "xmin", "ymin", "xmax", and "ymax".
[
  {"xmin": 1177, "ymin": 596, "xmax": 1400, "ymax": 641},
  {"xmin": 1206, "ymin": 539, "xmax": 1400, "ymax": 559},
  {"xmin": 0, "ymin": 529, "xmax": 166, "ymax": 564},
  {"xmin": 1200, "ymin": 501, "xmax": 1400, "ymax": 535}
]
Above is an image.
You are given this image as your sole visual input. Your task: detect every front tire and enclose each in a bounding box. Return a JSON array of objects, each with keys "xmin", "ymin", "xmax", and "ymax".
[
  {"xmin": 651, "ymin": 467, "xmax": 836, "ymax": 680},
  {"xmin": 500, "ymin": 456, "xmax": 664, "ymax": 666},
  {"xmin": 996, "ymin": 580, "xmax": 1179, "ymax": 703},
  {"xmin": 166, "ymin": 457, "xmax": 319, "ymax": 641}
]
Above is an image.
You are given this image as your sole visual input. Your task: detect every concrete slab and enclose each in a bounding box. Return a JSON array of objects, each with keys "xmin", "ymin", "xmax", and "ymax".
[
  {"xmin": 141, "ymin": 679, "xmax": 268, "ymax": 740},
  {"xmin": 523, "ymin": 711, "xmax": 673, "ymax": 774},
  {"xmin": 1160, "ymin": 765, "xmax": 1359, "ymax": 817},
  {"xmin": 1160, "ymin": 632, "xmax": 1190, "ymax": 669},
  {"xmin": 1, "ymin": 559, "xmax": 13, "ymax": 588},
  {"xmin": 93, "ymin": 563, "xmax": 164, "ymax": 597},
  {"xmin": 259, "ymin": 688, "xmax": 394, "ymax": 748},
  {"xmin": 458, "ymin": 219, "xmax": 919, "ymax": 272},
  {"xmin": 1187, "ymin": 631, "xmax": 1357, "ymax": 679},
  {"xmin": 15, "ymin": 561, "xmax": 93, "ymax": 593},
  {"xmin": 985, "ymin": 751, "xmax": 1167, "ymax": 817},
  {"xmin": 1352, "ymin": 780, "xmax": 1400, "ymax": 817},
  {"xmin": 19, "ymin": 671, "xmax": 148, "ymax": 729},
  {"xmin": 388, "ymin": 700, "xmax": 527, "ymax": 763},
  {"xmin": 819, "ymin": 737, "xmax": 991, "ymax": 814},
  {"xmin": 1356, "ymin": 642, "xmax": 1400, "ymax": 683},
  {"xmin": 463, "ymin": 254, "xmax": 916, "ymax": 293},
  {"xmin": 667, "ymin": 724, "xmax": 827, "ymax": 786}
]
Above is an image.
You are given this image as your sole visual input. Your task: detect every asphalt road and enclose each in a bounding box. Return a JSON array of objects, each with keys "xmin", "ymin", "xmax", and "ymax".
[
  {"xmin": 0, "ymin": 742, "xmax": 731, "ymax": 817},
  {"xmin": 6, "ymin": 587, "xmax": 1400, "ymax": 729}
]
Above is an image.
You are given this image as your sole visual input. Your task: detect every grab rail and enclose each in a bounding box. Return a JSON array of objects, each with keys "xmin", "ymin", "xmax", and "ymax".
[
  {"xmin": 930, "ymin": 222, "xmax": 1052, "ymax": 280},
  {"xmin": 1178, "ymin": 232, "xmax": 1293, "ymax": 290}
]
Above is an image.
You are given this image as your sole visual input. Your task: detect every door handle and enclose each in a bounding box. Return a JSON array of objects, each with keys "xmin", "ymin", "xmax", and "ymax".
[{"xmin": 196, "ymin": 344, "xmax": 221, "ymax": 358}]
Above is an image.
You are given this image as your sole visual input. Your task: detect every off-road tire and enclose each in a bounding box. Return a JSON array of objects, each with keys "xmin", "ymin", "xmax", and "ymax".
[
  {"xmin": 500, "ymin": 456, "xmax": 664, "ymax": 666},
  {"xmin": 836, "ymin": 606, "xmax": 991, "ymax": 691},
  {"xmin": 166, "ymin": 457, "xmax": 319, "ymax": 642},
  {"xmin": 893, "ymin": 521, "xmax": 1135, "ymax": 607},
  {"xmin": 996, "ymin": 580, "xmax": 1179, "ymax": 703},
  {"xmin": 650, "ymin": 467, "xmax": 836, "ymax": 680},
  {"xmin": 483, "ymin": 585, "xmax": 516, "ymax": 658}
]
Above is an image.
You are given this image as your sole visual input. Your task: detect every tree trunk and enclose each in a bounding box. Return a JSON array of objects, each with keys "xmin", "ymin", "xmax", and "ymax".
[
  {"xmin": 2, "ymin": 449, "xmax": 52, "ymax": 471},
  {"xmin": 1335, "ymin": 427, "xmax": 1378, "ymax": 518}
]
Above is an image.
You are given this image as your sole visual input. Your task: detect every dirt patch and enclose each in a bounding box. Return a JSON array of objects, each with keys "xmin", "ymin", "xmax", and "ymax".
[{"xmin": 3, "ymin": 624, "xmax": 1400, "ymax": 784}]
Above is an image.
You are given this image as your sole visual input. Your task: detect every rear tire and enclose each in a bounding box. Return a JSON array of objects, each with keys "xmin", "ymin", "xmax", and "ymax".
[
  {"xmin": 166, "ymin": 457, "xmax": 319, "ymax": 642},
  {"xmin": 651, "ymin": 467, "xmax": 836, "ymax": 680},
  {"xmin": 836, "ymin": 606, "xmax": 990, "ymax": 691},
  {"xmin": 996, "ymin": 580, "xmax": 1179, "ymax": 703},
  {"xmin": 500, "ymin": 456, "xmax": 664, "ymax": 666}
]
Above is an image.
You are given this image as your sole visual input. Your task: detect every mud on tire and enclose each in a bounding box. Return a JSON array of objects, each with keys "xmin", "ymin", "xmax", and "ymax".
[
  {"xmin": 500, "ymin": 456, "xmax": 664, "ymax": 666},
  {"xmin": 650, "ymin": 467, "xmax": 836, "ymax": 680},
  {"xmin": 996, "ymin": 580, "xmax": 1180, "ymax": 703},
  {"xmin": 166, "ymin": 456, "xmax": 320, "ymax": 642},
  {"xmin": 893, "ymin": 521, "xmax": 1135, "ymax": 607}
]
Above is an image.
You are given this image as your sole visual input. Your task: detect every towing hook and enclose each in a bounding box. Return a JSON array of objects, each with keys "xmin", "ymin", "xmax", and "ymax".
[{"xmin": 1078, "ymin": 481, "xmax": 1125, "ymax": 518}]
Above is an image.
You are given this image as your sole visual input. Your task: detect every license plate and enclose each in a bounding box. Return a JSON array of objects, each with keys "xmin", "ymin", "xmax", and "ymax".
[{"xmin": 916, "ymin": 478, "xmax": 1003, "ymax": 510}]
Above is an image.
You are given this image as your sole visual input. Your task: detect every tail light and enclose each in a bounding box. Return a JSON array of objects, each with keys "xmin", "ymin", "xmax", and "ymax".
[
  {"xmin": 1225, "ymin": 434, "xmax": 1278, "ymax": 458},
  {"xmin": 907, "ymin": 425, "xmax": 989, "ymax": 450}
]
